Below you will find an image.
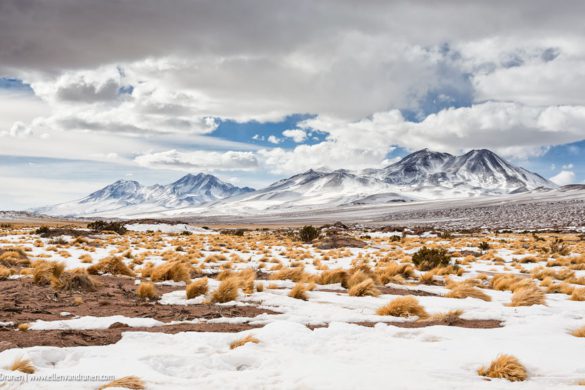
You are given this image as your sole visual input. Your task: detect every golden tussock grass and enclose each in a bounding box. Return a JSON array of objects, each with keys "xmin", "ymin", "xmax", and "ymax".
[
  {"xmin": 17, "ymin": 323, "xmax": 29, "ymax": 332},
  {"xmin": 315, "ymin": 268, "xmax": 347, "ymax": 285},
  {"xmin": 150, "ymin": 261, "xmax": 190, "ymax": 282},
  {"xmin": 73, "ymin": 296, "xmax": 84, "ymax": 305},
  {"xmin": 0, "ymin": 248, "xmax": 30, "ymax": 267},
  {"xmin": 490, "ymin": 274, "xmax": 522, "ymax": 291},
  {"xmin": 32, "ymin": 260, "xmax": 65, "ymax": 285},
  {"xmin": 348, "ymin": 278, "xmax": 380, "ymax": 297},
  {"xmin": 378, "ymin": 262, "xmax": 414, "ymax": 283},
  {"xmin": 376, "ymin": 296, "xmax": 428, "ymax": 318},
  {"xmin": 255, "ymin": 282, "xmax": 264, "ymax": 292},
  {"xmin": 270, "ymin": 267, "xmax": 306, "ymax": 282},
  {"xmin": 288, "ymin": 283, "xmax": 309, "ymax": 300},
  {"xmin": 0, "ymin": 265, "xmax": 11, "ymax": 280},
  {"xmin": 78, "ymin": 253, "xmax": 93, "ymax": 263},
  {"xmin": 87, "ymin": 256, "xmax": 135, "ymax": 277},
  {"xmin": 98, "ymin": 375, "xmax": 145, "ymax": 390},
  {"xmin": 446, "ymin": 284, "xmax": 492, "ymax": 302},
  {"xmin": 229, "ymin": 334, "xmax": 260, "ymax": 349},
  {"xmin": 7, "ymin": 357, "xmax": 35, "ymax": 374},
  {"xmin": 186, "ymin": 278, "xmax": 208, "ymax": 299},
  {"xmin": 424, "ymin": 309, "xmax": 463, "ymax": 325},
  {"xmin": 52, "ymin": 268, "xmax": 97, "ymax": 292},
  {"xmin": 570, "ymin": 288, "xmax": 585, "ymax": 301},
  {"xmin": 210, "ymin": 278, "xmax": 239, "ymax": 303},
  {"xmin": 508, "ymin": 286, "xmax": 546, "ymax": 307},
  {"xmin": 346, "ymin": 270, "xmax": 371, "ymax": 289},
  {"xmin": 570, "ymin": 326, "xmax": 585, "ymax": 337},
  {"xmin": 419, "ymin": 271, "xmax": 436, "ymax": 285},
  {"xmin": 477, "ymin": 354, "xmax": 527, "ymax": 382},
  {"xmin": 136, "ymin": 282, "xmax": 158, "ymax": 300}
]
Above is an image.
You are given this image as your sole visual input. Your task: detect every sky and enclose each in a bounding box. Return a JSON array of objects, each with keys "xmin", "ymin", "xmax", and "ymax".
[{"xmin": 1, "ymin": 0, "xmax": 585, "ymax": 209}]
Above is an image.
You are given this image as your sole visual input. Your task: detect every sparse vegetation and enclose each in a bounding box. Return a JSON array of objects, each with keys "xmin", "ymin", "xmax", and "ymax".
[
  {"xmin": 299, "ymin": 225, "xmax": 319, "ymax": 242},
  {"xmin": 376, "ymin": 296, "xmax": 428, "ymax": 318},
  {"xmin": 477, "ymin": 354, "xmax": 527, "ymax": 382},
  {"xmin": 412, "ymin": 246, "xmax": 451, "ymax": 271},
  {"xmin": 229, "ymin": 335, "xmax": 260, "ymax": 349},
  {"xmin": 186, "ymin": 278, "xmax": 209, "ymax": 299}
]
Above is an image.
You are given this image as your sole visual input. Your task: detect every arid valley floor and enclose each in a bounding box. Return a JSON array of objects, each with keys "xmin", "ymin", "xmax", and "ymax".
[{"xmin": 0, "ymin": 221, "xmax": 584, "ymax": 389}]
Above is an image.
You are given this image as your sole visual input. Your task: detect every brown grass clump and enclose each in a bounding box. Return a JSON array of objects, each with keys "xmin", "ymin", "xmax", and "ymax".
[
  {"xmin": 490, "ymin": 274, "xmax": 522, "ymax": 291},
  {"xmin": 348, "ymin": 278, "xmax": 380, "ymax": 297},
  {"xmin": 17, "ymin": 323, "xmax": 30, "ymax": 332},
  {"xmin": 419, "ymin": 271, "xmax": 436, "ymax": 285},
  {"xmin": 229, "ymin": 335, "xmax": 260, "ymax": 349},
  {"xmin": 7, "ymin": 357, "xmax": 35, "ymax": 374},
  {"xmin": 571, "ymin": 326, "xmax": 585, "ymax": 337},
  {"xmin": 0, "ymin": 265, "xmax": 11, "ymax": 280},
  {"xmin": 425, "ymin": 309, "xmax": 464, "ymax": 325},
  {"xmin": 376, "ymin": 296, "xmax": 428, "ymax": 318},
  {"xmin": 288, "ymin": 283, "xmax": 309, "ymax": 300},
  {"xmin": 346, "ymin": 270, "xmax": 371, "ymax": 288},
  {"xmin": 255, "ymin": 282, "xmax": 265, "ymax": 292},
  {"xmin": 186, "ymin": 278, "xmax": 208, "ymax": 299},
  {"xmin": 210, "ymin": 278, "xmax": 240, "ymax": 303},
  {"xmin": 378, "ymin": 262, "xmax": 415, "ymax": 284},
  {"xmin": 446, "ymin": 284, "xmax": 492, "ymax": 302},
  {"xmin": 315, "ymin": 268, "xmax": 347, "ymax": 285},
  {"xmin": 570, "ymin": 288, "xmax": 585, "ymax": 301},
  {"xmin": 136, "ymin": 282, "xmax": 159, "ymax": 300},
  {"xmin": 508, "ymin": 286, "xmax": 546, "ymax": 307},
  {"xmin": 98, "ymin": 376, "xmax": 145, "ymax": 390},
  {"xmin": 32, "ymin": 260, "xmax": 65, "ymax": 285},
  {"xmin": 150, "ymin": 261, "xmax": 190, "ymax": 283},
  {"xmin": 477, "ymin": 354, "xmax": 527, "ymax": 382},
  {"xmin": 270, "ymin": 267, "xmax": 306, "ymax": 282},
  {"xmin": 88, "ymin": 256, "xmax": 135, "ymax": 277},
  {"xmin": 52, "ymin": 268, "xmax": 97, "ymax": 292},
  {"xmin": 0, "ymin": 248, "xmax": 30, "ymax": 267}
]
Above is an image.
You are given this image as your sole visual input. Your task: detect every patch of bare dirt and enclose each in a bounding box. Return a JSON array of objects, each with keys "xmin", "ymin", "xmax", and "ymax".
[
  {"xmin": 0, "ymin": 323, "xmax": 263, "ymax": 350},
  {"xmin": 0, "ymin": 276, "xmax": 278, "ymax": 324},
  {"xmin": 317, "ymin": 286, "xmax": 439, "ymax": 297}
]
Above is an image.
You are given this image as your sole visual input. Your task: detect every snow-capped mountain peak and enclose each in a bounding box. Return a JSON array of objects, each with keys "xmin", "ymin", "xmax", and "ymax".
[{"xmin": 35, "ymin": 173, "xmax": 255, "ymax": 217}]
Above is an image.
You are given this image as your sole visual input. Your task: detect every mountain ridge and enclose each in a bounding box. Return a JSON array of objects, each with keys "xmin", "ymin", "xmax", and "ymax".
[{"xmin": 34, "ymin": 148, "xmax": 558, "ymax": 217}]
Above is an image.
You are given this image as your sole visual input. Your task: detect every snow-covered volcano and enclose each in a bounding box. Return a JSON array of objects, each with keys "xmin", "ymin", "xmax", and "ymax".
[
  {"xmin": 33, "ymin": 149, "xmax": 557, "ymax": 218},
  {"xmin": 371, "ymin": 149, "xmax": 554, "ymax": 192},
  {"xmin": 34, "ymin": 173, "xmax": 254, "ymax": 217},
  {"xmin": 163, "ymin": 149, "xmax": 557, "ymax": 216}
]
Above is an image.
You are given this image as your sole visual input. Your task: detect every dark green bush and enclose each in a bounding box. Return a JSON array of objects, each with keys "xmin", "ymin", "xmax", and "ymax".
[
  {"xmin": 479, "ymin": 241, "xmax": 490, "ymax": 252},
  {"xmin": 87, "ymin": 221, "xmax": 127, "ymax": 235},
  {"xmin": 299, "ymin": 225, "xmax": 319, "ymax": 242},
  {"xmin": 412, "ymin": 246, "xmax": 451, "ymax": 271}
]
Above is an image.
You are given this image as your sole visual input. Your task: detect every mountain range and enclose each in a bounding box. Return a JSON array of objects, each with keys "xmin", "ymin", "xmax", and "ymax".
[{"xmin": 34, "ymin": 149, "xmax": 558, "ymax": 218}]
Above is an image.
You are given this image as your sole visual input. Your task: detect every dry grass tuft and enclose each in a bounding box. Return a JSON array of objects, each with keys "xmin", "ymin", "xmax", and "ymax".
[
  {"xmin": 348, "ymin": 278, "xmax": 380, "ymax": 297},
  {"xmin": 0, "ymin": 248, "xmax": 30, "ymax": 267},
  {"xmin": 136, "ymin": 282, "xmax": 159, "ymax": 300},
  {"xmin": 17, "ymin": 323, "xmax": 30, "ymax": 332},
  {"xmin": 87, "ymin": 256, "xmax": 135, "ymax": 277},
  {"xmin": 52, "ymin": 268, "xmax": 97, "ymax": 292},
  {"xmin": 490, "ymin": 274, "xmax": 522, "ymax": 291},
  {"xmin": 255, "ymin": 282, "xmax": 265, "ymax": 292},
  {"xmin": 0, "ymin": 265, "xmax": 11, "ymax": 280},
  {"xmin": 508, "ymin": 286, "xmax": 546, "ymax": 307},
  {"xmin": 315, "ymin": 268, "xmax": 347, "ymax": 285},
  {"xmin": 7, "ymin": 357, "xmax": 35, "ymax": 374},
  {"xmin": 288, "ymin": 283, "xmax": 309, "ymax": 300},
  {"xmin": 150, "ymin": 261, "xmax": 190, "ymax": 283},
  {"xmin": 446, "ymin": 283, "xmax": 492, "ymax": 302},
  {"xmin": 424, "ymin": 309, "xmax": 463, "ymax": 325},
  {"xmin": 570, "ymin": 288, "xmax": 585, "ymax": 301},
  {"xmin": 186, "ymin": 278, "xmax": 208, "ymax": 299},
  {"xmin": 477, "ymin": 354, "xmax": 527, "ymax": 382},
  {"xmin": 376, "ymin": 296, "xmax": 428, "ymax": 318},
  {"xmin": 270, "ymin": 267, "xmax": 306, "ymax": 282},
  {"xmin": 98, "ymin": 375, "xmax": 145, "ymax": 389},
  {"xmin": 229, "ymin": 334, "xmax": 260, "ymax": 349},
  {"xmin": 571, "ymin": 326, "xmax": 585, "ymax": 338},
  {"xmin": 210, "ymin": 278, "xmax": 239, "ymax": 303},
  {"xmin": 32, "ymin": 260, "xmax": 65, "ymax": 285}
]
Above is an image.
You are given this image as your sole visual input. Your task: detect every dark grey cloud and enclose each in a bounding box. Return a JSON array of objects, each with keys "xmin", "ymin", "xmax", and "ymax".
[{"xmin": 1, "ymin": 0, "xmax": 585, "ymax": 74}]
